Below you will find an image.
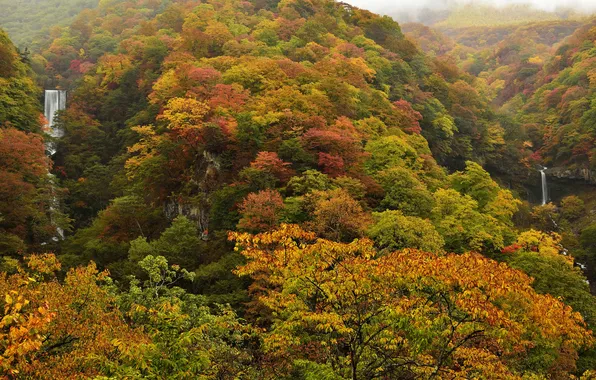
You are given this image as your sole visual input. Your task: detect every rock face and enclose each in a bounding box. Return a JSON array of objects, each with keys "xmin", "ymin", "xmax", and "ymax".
[
  {"xmin": 163, "ymin": 150, "xmax": 222, "ymax": 239},
  {"xmin": 546, "ymin": 167, "xmax": 596, "ymax": 185}
]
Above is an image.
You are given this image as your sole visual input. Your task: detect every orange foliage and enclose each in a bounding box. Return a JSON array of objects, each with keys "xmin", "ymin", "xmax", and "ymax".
[
  {"xmin": 0, "ymin": 254, "xmax": 148, "ymax": 377},
  {"xmin": 231, "ymin": 225, "xmax": 593, "ymax": 379},
  {"xmin": 238, "ymin": 189, "xmax": 285, "ymax": 233},
  {"xmin": 250, "ymin": 151, "xmax": 294, "ymax": 183}
]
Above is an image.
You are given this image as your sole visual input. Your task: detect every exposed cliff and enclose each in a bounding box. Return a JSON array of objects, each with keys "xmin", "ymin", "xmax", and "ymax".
[{"xmin": 547, "ymin": 166, "xmax": 596, "ymax": 185}]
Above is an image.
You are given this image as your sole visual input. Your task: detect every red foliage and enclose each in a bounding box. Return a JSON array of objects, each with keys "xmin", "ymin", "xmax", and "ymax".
[
  {"xmin": 181, "ymin": 66, "xmax": 222, "ymax": 98},
  {"xmin": 571, "ymin": 136, "xmax": 594, "ymax": 160},
  {"xmin": 318, "ymin": 153, "xmax": 345, "ymax": 177},
  {"xmin": 332, "ymin": 116, "xmax": 358, "ymax": 135},
  {"xmin": 0, "ymin": 127, "xmax": 50, "ymax": 237},
  {"xmin": 501, "ymin": 244, "xmax": 522, "ymax": 254},
  {"xmin": 544, "ymin": 87, "xmax": 563, "ymax": 109},
  {"xmin": 527, "ymin": 151, "xmax": 543, "ymax": 165},
  {"xmin": 250, "ymin": 151, "xmax": 294, "ymax": 183},
  {"xmin": 336, "ymin": 42, "xmax": 365, "ymax": 58},
  {"xmin": 187, "ymin": 67, "xmax": 222, "ymax": 83},
  {"xmin": 69, "ymin": 59, "xmax": 82, "ymax": 72},
  {"xmin": 276, "ymin": 58, "xmax": 307, "ymax": 79},
  {"xmin": 0, "ymin": 127, "xmax": 48, "ymax": 178},
  {"xmin": 208, "ymin": 84, "xmax": 249, "ymax": 111},
  {"xmin": 394, "ymin": 100, "xmax": 423, "ymax": 134},
  {"xmin": 301, "ymin": 120, "xmax": 362, "ymax": 169},
  {"xmin": 238, "ymin": 189, "xmax": 285, "ymax": 232},
  {"xmin": 276, "ymin": 17, "xmax": 306, "ymax": 41}
]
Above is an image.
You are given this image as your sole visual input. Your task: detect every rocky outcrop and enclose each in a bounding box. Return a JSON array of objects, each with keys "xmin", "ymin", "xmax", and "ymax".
[
  {"xmin": 163, "ymin": 150, "xmax": 222, "ymax": 239},
  {"xmin": 546, "ymin": 166, "xmax": 596, "ymax": 185},
  {"xmin": 164, "ymin": 200, "xmax": 209, "ymax": 237}
]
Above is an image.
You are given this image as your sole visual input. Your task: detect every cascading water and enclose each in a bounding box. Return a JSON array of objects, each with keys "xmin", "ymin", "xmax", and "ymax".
[
  {"xmin": 539, "ymin": 167, "xmax": 548, "ymax": 205},
  {"xmin": 44, "ymin": 90, "xmax": 67, "ymax": 240},
  {"xmin": 44, "ymin": 90, "xmax": 67, "ymax": 155}
]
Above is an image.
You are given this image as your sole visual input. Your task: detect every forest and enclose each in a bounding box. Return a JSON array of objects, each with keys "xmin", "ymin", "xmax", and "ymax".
[
  {"xmin": 0, "ymin": 0, "xmax": 595, "ymax": 378},
  {"xmin": 0, "ymin": 0, "xmax": 98, "ymax": 48}
]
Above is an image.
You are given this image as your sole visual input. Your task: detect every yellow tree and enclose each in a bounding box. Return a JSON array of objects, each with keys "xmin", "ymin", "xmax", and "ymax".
[
  {"xmin": 230, "ymin": 225, "xmax": 593, "ymax": 379},
  {"xmin": 0, "ymin": 254, "xmax": 148, "ymax": 377},
  {"xmin": 307, "ymin": 189, "xmax": 371, "ymax": 242}
]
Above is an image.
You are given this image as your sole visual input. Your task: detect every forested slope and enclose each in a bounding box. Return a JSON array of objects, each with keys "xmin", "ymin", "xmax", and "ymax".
[
  {"xmin": 0, "ymin": 0, "xmax": 595, "ymax": 378},
  {"xmin": 35, "ymin": 0, "xmax": 524, "ymax": 270},
  {"xmin": 0, "ymin": 0, "xmax": 98, "ymax": 47},
  {"xmin": 515, "ymin": 20, "xmax": 596, "ymax": 171},
  {"xmin": 0, "ymin": 28, "xmax": 69, "ymax": 256}
]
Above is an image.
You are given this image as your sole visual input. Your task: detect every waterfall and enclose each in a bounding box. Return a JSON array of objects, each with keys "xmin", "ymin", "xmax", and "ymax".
[
  {"xmin": 43, "ymin": 90, "xmax": 67, "ymax": 241},
  {"xmin": 44, "ymin": 90, "xmax": 67, "ymax": 155},
  {"xmin": 539, "ymin": 167, "xmax": 548, "ymax": 205}
]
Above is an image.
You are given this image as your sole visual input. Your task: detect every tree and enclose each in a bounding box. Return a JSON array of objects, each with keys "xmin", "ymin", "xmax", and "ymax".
[
  {"xmin": 375, "ymin": 167, "xmax": 434, "ymax": 217},
  {"xmin": 0, "ymin": 30, "xmax": 40, "ymax": 133},
  {"xmin": 231, "ymin": 225, "xmax": 593, "ymax": 379},
  {"xmin": 431, "ymin": 189, "xmax": 510, "ymax": 254},
  {"xmin": 61, "ymin": 196, "xmax": 165, "ymax": 276},
  {"xmin": 114, "ymin": 255, "xmax": 262, "ymax": 378},
  {"xmin": 160, "ymin": 97, "xmax": 210, "ymax": 131},
  {"xmin": 393, "ymin": 99, "xmax": 423, "ymax": 134},
  {"xmin": 368, "ymin": 210, "xmax": 444, "ymax": 252},
  {"xmin": 364, "ymin": 136, "xmax": 422, "ymax": 174},
  {"xmin": 129, "ymin": 216, "xmax": 203, "ymax": 270},
  {"xmin": 448, "ymin": 161, "xmax": 500, "ymax": 210},
  {"xmin": 287, "ymin": 170, "xmax": 332, "ymax": 196},
  {"xmin": 0, "ymin": 127, "xmax": 68, "ymax": 248},
  {"xmin": 531, "ymin": 203, "xmax": 559, "ymax": 232},
  {"xmin": 579, "ymin": 224, "xmax": 596, "ymax": 286},
  {"xmin": 507, "ymin": 229, "xmax": 596, "ymax": 374},
  {"xmin": 250, "ymin": 151, "xmax": 294, "ymax": 184},
  {"xmin": 514, "ymin": 229, "xmax": 564, "ymax": 258},
  {"xmin": 560, "ymin": 195, "xmax": 585, "ymax": 221},
  {"xmin": 309, "ymin": 189, "xmax": 371, "ymax": 242},
  {"xmin": 0, "ymin": 254, "xmax": 148, "ymax": 378},
  {"xmin": 332, "ymin": 176, "xmax": 366, "ymax": 200},
  {"xmin": 301, "ymin": 125, "xmax": 362, "ymax": 175},
  {"xmin": 484, "ymin": 189, "xmax": 522, "ymax": 226},
  {"xmin": 237, "ymin": 189, "xmax": 285, "ymax": 233},
  {"xmin": 0, "ymin": 128, "xmax": 47, "ymax": 236},
  {"xmin": 507, "ymin": 249, "xmax": 596, "ymax": 334},
  {"xmin": 580, "ymin": 224, "xmax": 596, "ymax": 252}
]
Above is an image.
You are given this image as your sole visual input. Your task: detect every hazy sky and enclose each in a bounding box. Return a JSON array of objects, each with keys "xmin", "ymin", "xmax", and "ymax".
[{"xmin": 342, "ymin": 0, "xmax": 596, "ymax": 14}]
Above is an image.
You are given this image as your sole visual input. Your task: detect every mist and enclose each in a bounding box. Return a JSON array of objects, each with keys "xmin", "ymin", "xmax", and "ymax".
[{"xmin": 342, "ymin": 0, "xmax": 596, "ymax": 17}]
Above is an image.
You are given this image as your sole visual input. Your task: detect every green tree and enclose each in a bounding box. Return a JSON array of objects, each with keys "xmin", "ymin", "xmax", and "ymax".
[
  {"xmin": 114, "ymin": 255, "xmax": 262, "ymax": 378},
  {"xmin": 0, "ymin": 29, "xmax": 40, "ymax": 133},
  {"xmin": 560, "ymin": 195, "xmax": 585, "ymax": 221},
  {"xmin": 287, "ymin": 170, "xmax": 333, "ymax": 196},
  {"xmin": 364, "ymin": 136, "xmax": 421, "ymax": 174},
  {"xmin": 431, "ymin": 189, "xmax": 510, "ymax": 254},
  {"xmin": 368, "ymin": 210, "xmax": 444, "ymax": 252},
  {"xmin": 448, "ymin": 161, "xmax": 500, "ymax": 210},
  {"xmin": 129, "ymin": 216, "xmax": 203, "ymax": 270},
  {"xmin": 375, "ymin": 167, "xmax": 434, "ymax": 217}
]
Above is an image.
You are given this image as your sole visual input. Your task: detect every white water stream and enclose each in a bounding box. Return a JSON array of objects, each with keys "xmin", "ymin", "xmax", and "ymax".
[
  {"xmin": 539, "ymin": 167, "xmax": 548, "ymax": 205},
  {"xmin": 44, "ymin": 90, "xmax": 66, "ymax": 155},
  {"xmin": 44, "ymin": 90, "xmax": 67, "ymax": 240}
]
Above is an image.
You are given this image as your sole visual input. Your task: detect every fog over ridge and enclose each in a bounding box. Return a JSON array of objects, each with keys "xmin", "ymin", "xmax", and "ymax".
[{"xmin": 341, "ymin": 0, "xmax": 596, "ymax": 15}]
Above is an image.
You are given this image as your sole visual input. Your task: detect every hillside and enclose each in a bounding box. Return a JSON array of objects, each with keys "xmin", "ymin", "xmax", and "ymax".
[
  {"xmin": 0, "ymin": 0, "xmax": 595, "ymax": 377},
  {"xmin": 0, "ymin": 28, "xmax": 68, "ymax": 255},
  {"xmin": 0, "ymin": 29, "xmax": 41, "ymax": 131},
  {"xmin": 0, "ymin": 0, "xmax": 98, "ymax": 47},
  {"xmin": 515, "ymin": 20, "xmax": 596, "ymax": 171},
  {"xmin": 436, "ymin": 3, "xmax": 570, "ymax": 27}
]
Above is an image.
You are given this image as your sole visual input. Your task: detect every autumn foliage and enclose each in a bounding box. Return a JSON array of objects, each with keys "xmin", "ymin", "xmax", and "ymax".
[
  {"xmin": 0, "ymin": 0, "xmax": 595, "ymax": 377},
  {"xmin": 231, "ymin": 225, "xmax": 593, "ymax": 378},
  {"xmin": 0, "ymin": 254, "xmax": 147, "ymax": 377}
]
